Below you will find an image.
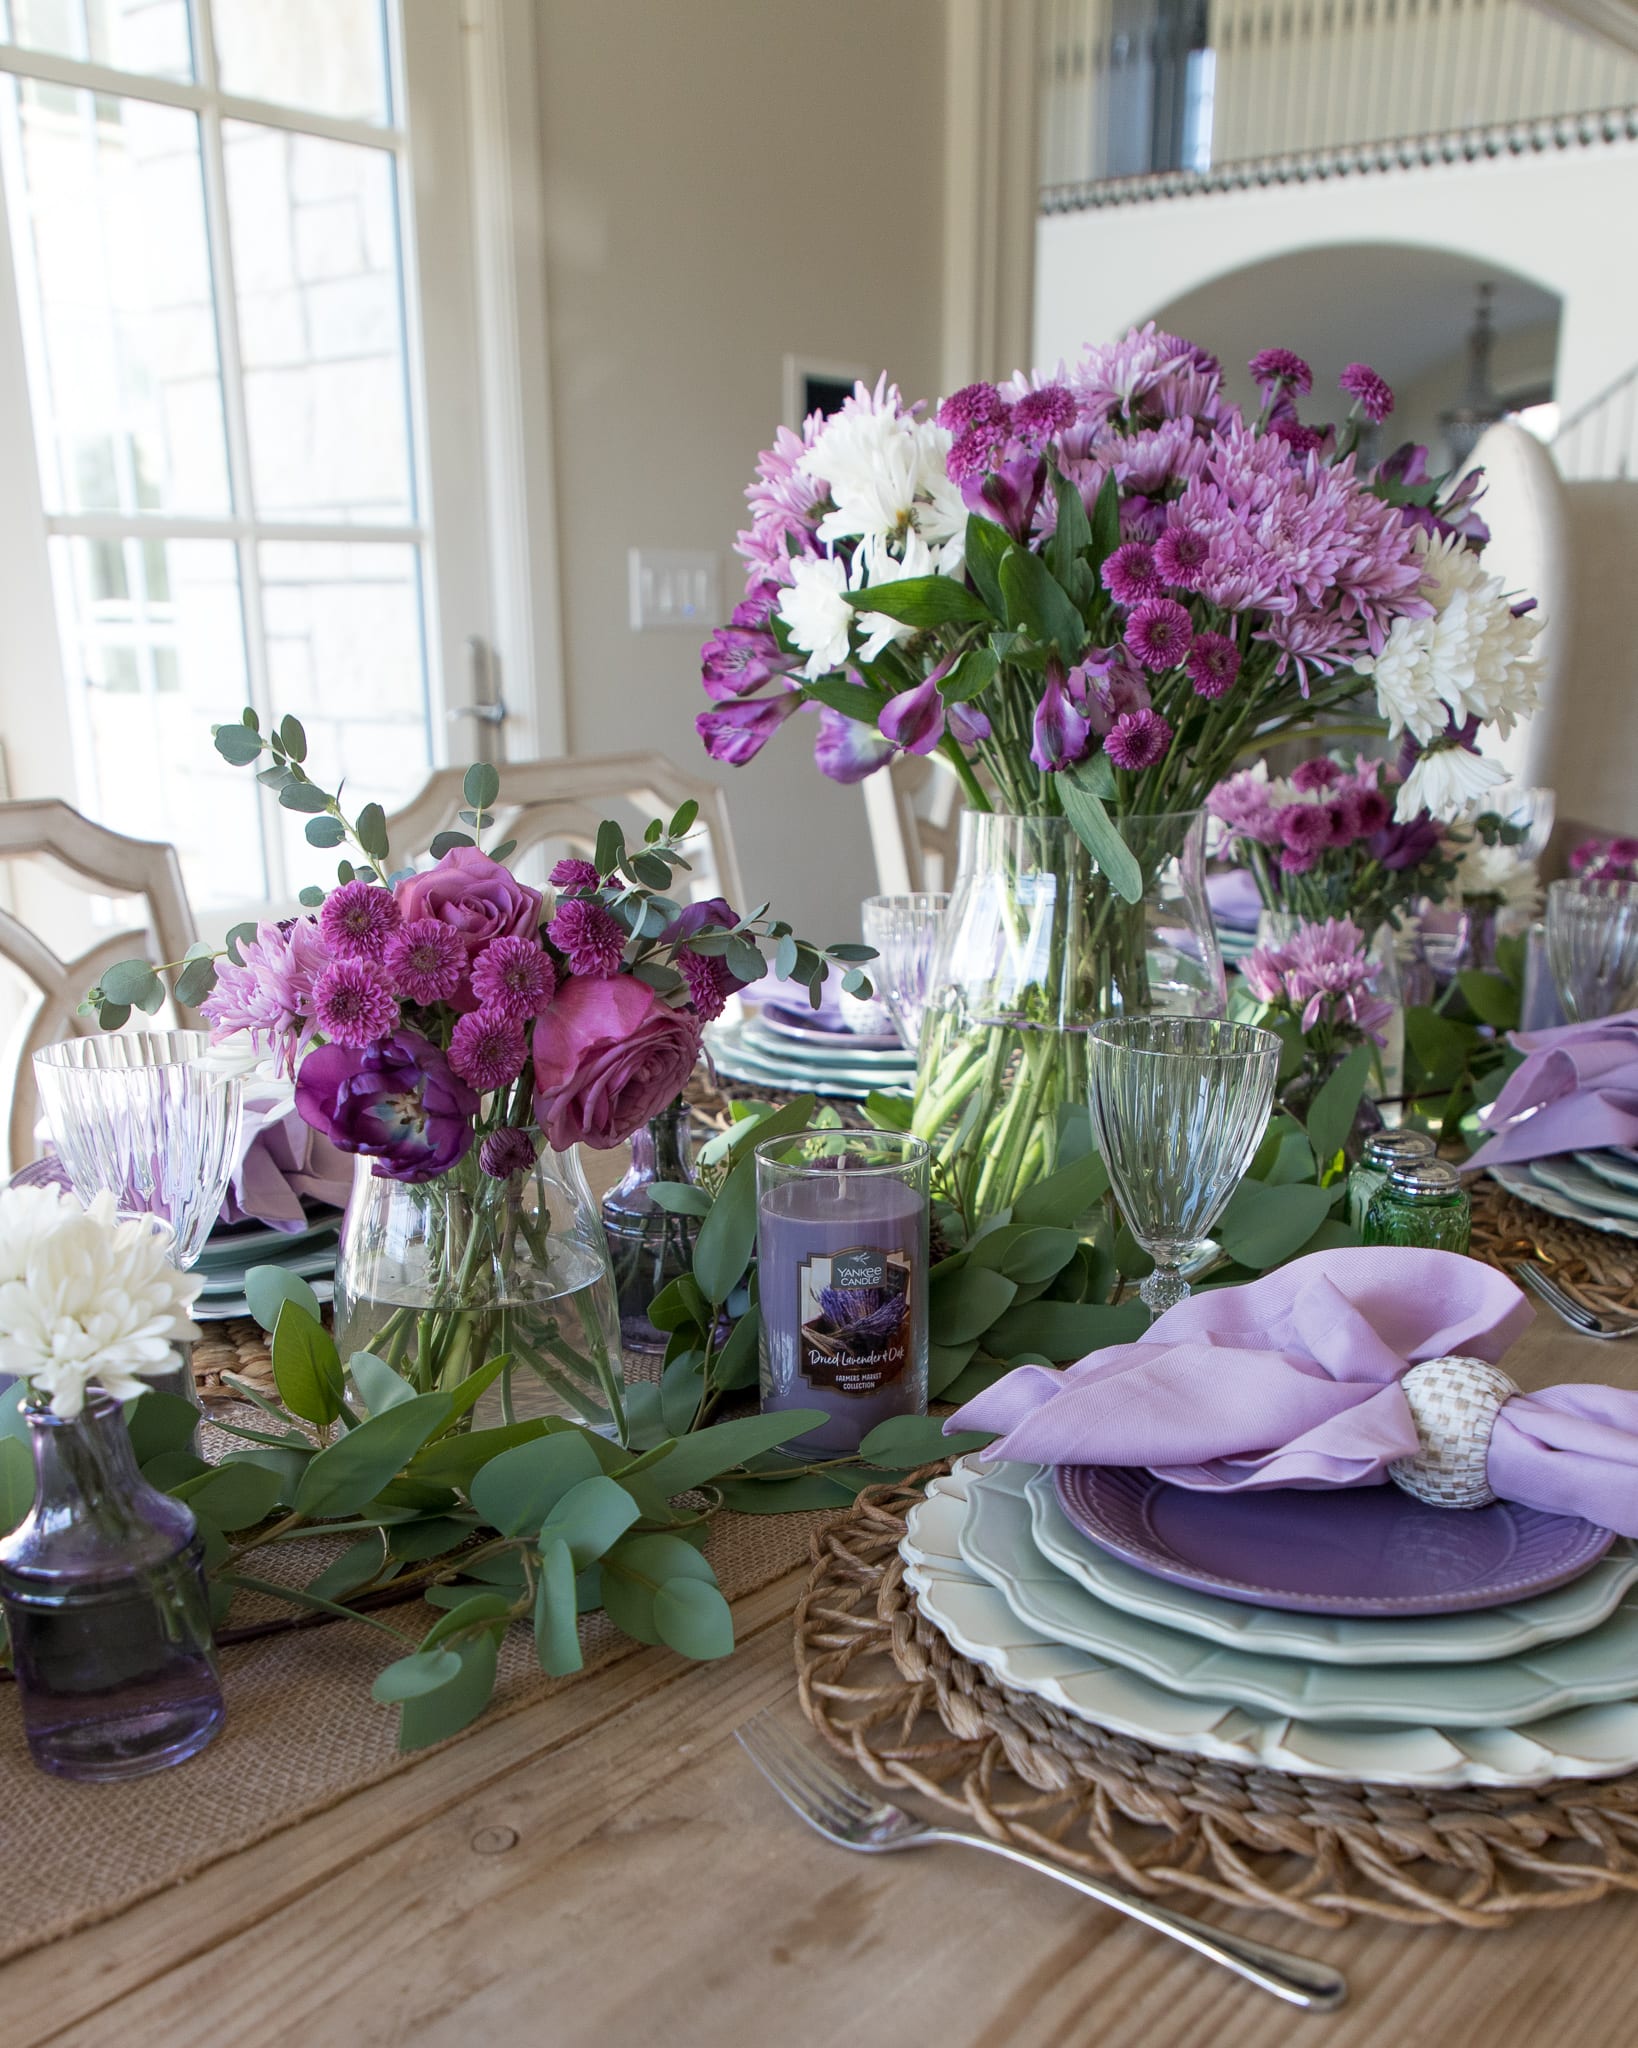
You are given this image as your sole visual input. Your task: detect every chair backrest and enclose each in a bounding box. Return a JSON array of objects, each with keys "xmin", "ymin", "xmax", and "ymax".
[
  {"xmin": 0, "ymin": 800, "xmax": 198, "ymax": 1175},
  {"xmin": 384, "ymin": 753, "xmax": 745, "ymax": 911},
  {"xmin": 862, "ymin": 753, "xmax": 966, "ymax": 895}
]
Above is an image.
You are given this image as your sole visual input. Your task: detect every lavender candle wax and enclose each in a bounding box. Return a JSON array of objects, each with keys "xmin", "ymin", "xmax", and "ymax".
[{"xmin": 755, "ymin": 1130, "xmax": 930, "ymax": 1456}]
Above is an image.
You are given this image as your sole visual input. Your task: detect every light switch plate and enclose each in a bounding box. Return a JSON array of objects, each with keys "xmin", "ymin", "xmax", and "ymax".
[{"xmin": 628, "ymin": 548, "xmax": 720, "ymax": 632}]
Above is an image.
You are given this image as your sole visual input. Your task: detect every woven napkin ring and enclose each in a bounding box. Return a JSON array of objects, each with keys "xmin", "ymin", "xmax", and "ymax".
[{"xmin": 1388, "ymin": 1355, "xmax": 1522, "ymax": 1510}]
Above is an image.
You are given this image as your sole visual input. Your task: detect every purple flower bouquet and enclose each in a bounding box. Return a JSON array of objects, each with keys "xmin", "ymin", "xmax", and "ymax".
[{"xmin": 90, "ymin": 729, "xmax": 869, "ymax": 1431}]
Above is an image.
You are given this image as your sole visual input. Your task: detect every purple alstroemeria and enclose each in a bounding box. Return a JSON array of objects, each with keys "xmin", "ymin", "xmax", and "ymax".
[
  {"xmin": 813, "ymin": 705, "xmax": 893, "ymax": 784},
  {"xmin": 731, "ymin": 583, "xmax": 781, "ymax": 630},
  {"xmin": 947, "ymin": 700, "xmax": 991, "ymax": 746},
  {"xmin": 700, "ymin": 624, "xmax": 799, "ymax": 702},
  {"xmin": 696, "ymin": 692, "xmax": 801, "ymax": 766},
  {"xmin": 1029, "ymin": 666, "xmax": 1092, "ymax": 773},
  {"xmin": 961, "ymin": 453, "xmax": 1046, "ymax": 544},
  {"xmin": 1368, "ymin": 811, "xmax": 1443, "ymax": 872},
  {"xmin": 295, "ymin": 1030, "xmax": 478, "ymax": 1183},
  {"xmin": 879, "ymin": 674, "xmax": 947, "ymax": 756}
]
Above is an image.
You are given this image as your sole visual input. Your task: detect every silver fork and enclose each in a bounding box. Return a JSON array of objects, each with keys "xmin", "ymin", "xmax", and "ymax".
[
  {"xmin": 736, "ymin": 1712, "xmax": 1347, "ymax": 2013},
  {"xmin": 1513, "ymin": 1261, "xmax": 1638, "ymax": 1340}
]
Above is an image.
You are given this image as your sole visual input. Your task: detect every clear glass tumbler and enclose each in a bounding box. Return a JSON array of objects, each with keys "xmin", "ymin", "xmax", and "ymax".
[
  {"xmin": 1087, "ymin": 1017, "xmax": 1279, "ymax": 1319},
  {"xmin": 1544, "ymin": 878, "xmax": 1638, "ymax": 1022}
]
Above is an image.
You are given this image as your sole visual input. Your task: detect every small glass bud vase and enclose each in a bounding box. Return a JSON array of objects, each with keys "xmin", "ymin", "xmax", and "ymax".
[
  {"xmin": 601, "ymin": 1095, "xmax": 705, "ymax": 1356},
  {"xmin": 1346, "ymin": 1129, "xmax": 1437, "ymax": 1236},
  {"xmin": 1362, "ymin": 1157, "xmax": 1472, "ymax": 1254},
  {"xmin": 0, "ymin": 1391, "xmax": 224, "ymax": 1781}
]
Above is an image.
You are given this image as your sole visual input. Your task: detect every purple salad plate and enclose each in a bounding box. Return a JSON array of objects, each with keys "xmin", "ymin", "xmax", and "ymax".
[
  {"xmin": 757, "ymin": 1001, "xmax": 902, "ymax": 1052},
  {"xmin": 1053, "ymin": 1465, "xmax": 1616, "ymax": 1616}
]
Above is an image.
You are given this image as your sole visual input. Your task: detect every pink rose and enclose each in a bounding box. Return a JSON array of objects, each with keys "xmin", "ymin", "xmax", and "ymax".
[
  {"xmin": 393, "ymin": 848, "xmax": 543, "ymax": 1012},
  {"xmin": 532, "ymin": 976, "xmax": 702, "ymax": 1150}
]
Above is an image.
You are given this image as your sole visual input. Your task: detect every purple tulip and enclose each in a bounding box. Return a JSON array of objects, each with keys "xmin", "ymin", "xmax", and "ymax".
[
  {"xmin": 1029, "ymin": 667, "xmax": 1092, "ymax": 773},
  {"xmin": 294, "ymin": 1030, "xmax": 479, "ymax": 1183},
  {"xmin": 662, "ymin": 896, "xmax": 738, "ymax": 944},
  {"xmin": 879, "ymin": 675, "xmax": 947, "ymax": 756},
  {"xmin": 696, "ymin": 692, "xmax": 801, "ymax": 766},
  {"xmin": 813, "ymin": 705, "xmax": 893, "ymax": 784}
]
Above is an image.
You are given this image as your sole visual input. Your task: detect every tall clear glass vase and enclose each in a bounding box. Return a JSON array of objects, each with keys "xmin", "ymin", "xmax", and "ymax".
[
  {"xmin": 911, "ymin": 811, "xmax": 1222, "ymax": 1236},
  {"xmin": 333, "ymin": 1138, "xmax": 626, "ymax": 1438}
]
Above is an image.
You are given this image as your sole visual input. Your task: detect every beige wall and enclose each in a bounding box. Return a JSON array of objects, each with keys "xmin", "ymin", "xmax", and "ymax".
[{"xmin": 535, "ymin": 0, "xmax": 949, "ymax": 941}]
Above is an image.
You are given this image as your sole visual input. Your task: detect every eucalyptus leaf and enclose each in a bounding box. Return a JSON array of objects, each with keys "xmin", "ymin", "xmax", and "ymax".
[
  {"xmin": 645, "ymin": 1183, "xmax": 710, "ymax": 1217},
  {"xmin": 1457, "ymin": 969, "xmax": 1520, "ymax": 1030},
  {"xmin": 305, "ymin": 814, "xmax": 347, "ymax": 848},
  {"xmin": 864, "ymin": 1090, "xmax": 914, "ymax": 1132},
  {"xmin": 926, "ymin": 1340, "xmax": 978, "ymax": 1398},
  {"xmin": 707, "ymin": 1304, "xmax": 760, "ymax": 1390},
  {"xmin": 125, "ymin": 1389, "xmax": 204, "ymax": 1463},
  {"xmin": 349, "ymin": 1350, "xmax": 418, "ymax": 1415},
  {"xmin": 463, "ymin": 761, "xmax": 501, "ymax": 812},
  {"xmin": 171, "ymin": 1459, "xmax": 283, "ymax": 1531},
  {"xmin": 468, "ymin": 1430, "xmax": 602, "ymax": 1537},
  {"xmin": 539, "ymin": 1474, "xmax": 640, "ymax": 1569},
  {"xmin": 270, "ymin": 1299, "xmax": 344, "ymax": 1427},
  {"xmin": 396, "ymin": 1631, "xmax": 500, "ymax": 1752},
  {"xmin": 858, "ymin": 1415, "xmax": 991, "ymax": 1467},
  {"xmin": 218, "ymin": 1444, "xmax": 310, "ymax": 1504},
  {"xmin": 98, "ymin": 958, "xmax": 164, "ymax": 1009},
  {"xmin": 653, "ymin": 1576, "xmax": 734, "ymax": 1660},
  {"xmin": 711, "ymin": 1473, "xmax": 858, "ymax": 1514},
  {"xmin": 421, "ymin": 1591, "xmax": 515, "ymax": 1648},
  {"xmin": 213, "ymin": 722, "xmax": 264, "ymax": 765},
  {"xmin": 692, "ymin": 1093, "xmax": 816, "ymax": 1304},
  {"xmin": 0, "ymin": 1435, "xmax": 35, "ymax": 1535},
  {"xmin": 534, "ymin": 1534, "xmax": 582, "ymax": 1676},
  {"xmin": 1304, "ymin": 1042, "xmax": 1374, "ymax": 1178},
  {"xmin": 293, "ymin": 1394, "xmax": 453, "ymax": 1518},
  {"xmin": 1216, "ymin": 1179, "xmax": 1335, "ymax": 1270},
  {"xmin": 355, "ymin": 802, "xmax": 390, "ymax": 861},
  {"xmin": 430, "ymin": 830, "xmax": 476, "ymax": 858},
  {"xmin": 371, "ymin": 1647, "xmax": 463, "ymax": 1704},
  {"xmin": 1057, "ymin": 767, "xmax": 1143, "ymax": 903},
  {"xmin": 930, "ymin": 1265, "xmax": 1017, "ymax": 1345},
  {"xmin": 174, "ymin": 953, "xmax": 219, "ymax": 1007},
  {"xmin": 278, "ymin": 780, "xmax": 332, "ymax": 815},
  {"xmin": 659, "ymin": 1350, "xmax": 705, "ymax": 1436},
  {"xmin": 307, "ymin": 1534, "xmax": 387, "ymax": 1603},
  {"xmin": 987, "ymin": 1297, "xmax": 1148, "ymax": 1362},
  {"xmin": 245, "ymin": 1265, "xmax": 323, "ymax": 1334},
  {"xmin": 643, "ymin": 1409, "xmax": 826, "ymax": 1498}
]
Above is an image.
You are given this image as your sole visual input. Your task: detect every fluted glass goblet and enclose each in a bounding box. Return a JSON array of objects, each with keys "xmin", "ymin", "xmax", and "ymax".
[
  {"xmin": 861, "ymin": 893, "xmax": 949, "ymax": 1052},
  {"xmin": 33, "ymin": 1031, "xmax": 244, "ymax": 1270},
  {"xmin": 1087, "ymin": 1017, "xmax": 1279, "ymax": 1320},
  {"xmin": 1544, "ymin": 878, "xmax": 1638, "ymax": 1022}
]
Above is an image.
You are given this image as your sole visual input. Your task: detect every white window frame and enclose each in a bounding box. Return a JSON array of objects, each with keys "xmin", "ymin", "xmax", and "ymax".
[{"xmin": 0, "ymin": 0, "xmax": 563, "ymax": 921}]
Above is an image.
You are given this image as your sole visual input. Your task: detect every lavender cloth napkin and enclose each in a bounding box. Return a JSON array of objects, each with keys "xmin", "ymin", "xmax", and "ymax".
[
  {"xmin": 1205, "ymin": 868, "xmax": 1263, "ymax": 932},
  {"xmin": 221, "ymin": 1083, "xmax": 352, "ymax": 1230},
  {"xmin": 1464, "ymin": 1010, "xmax": 1638, "ymax": 1171},
  {"xmin": 946, "ymin": 1247, "xmax": 1638, "ymax": 1537}
]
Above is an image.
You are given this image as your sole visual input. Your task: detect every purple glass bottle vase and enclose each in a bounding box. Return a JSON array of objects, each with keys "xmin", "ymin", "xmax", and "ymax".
[
  {"xmin": 0, "ymin": 1393, "xmax": 225, "ymax": 1781},
  {"xmin": 601, "ymin": 1094, "xmax": 706, "ymax": 1354}
]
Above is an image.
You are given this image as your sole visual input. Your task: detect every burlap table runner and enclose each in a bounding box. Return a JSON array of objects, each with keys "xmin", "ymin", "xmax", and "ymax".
[{"xmin": 1, "ymin": 1499, "xmax": 829, "ymax": 1963}]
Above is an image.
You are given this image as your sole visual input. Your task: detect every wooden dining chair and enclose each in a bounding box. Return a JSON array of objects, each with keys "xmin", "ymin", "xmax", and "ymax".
[
  {"xmin": 861, "ymin": 752, "xmax": 966, "ymax": 895},
  {"xmin": 0, "ymin": 799, "xmax": 199, "ymax": 1174},
  {"xmin": 385, "ymin": 752, "xmax": 746, "ymax": 911}
]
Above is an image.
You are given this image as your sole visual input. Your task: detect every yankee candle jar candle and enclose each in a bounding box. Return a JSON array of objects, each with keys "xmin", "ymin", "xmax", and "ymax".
[{"xmin": 755, "ymin": 1129, "xmax": 930, "ymax": 1454}]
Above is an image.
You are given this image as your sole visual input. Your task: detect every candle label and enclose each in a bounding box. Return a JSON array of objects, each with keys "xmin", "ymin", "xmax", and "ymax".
[{"xmin": 798, "ymin": 1246, "xmax": 914, "ymax": 1397}]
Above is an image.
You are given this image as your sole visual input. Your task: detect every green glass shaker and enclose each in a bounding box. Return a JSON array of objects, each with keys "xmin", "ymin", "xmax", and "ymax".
[
  {"xmin": 1346, "ymin": 1129, "xmax": 1437, "ymax": 1236},
  {"xmin": 1362, "ymin": 1158, "xmax": 1472, "ymax": 1254}
]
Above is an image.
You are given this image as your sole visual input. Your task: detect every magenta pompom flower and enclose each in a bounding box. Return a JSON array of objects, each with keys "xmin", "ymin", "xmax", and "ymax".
[
  {"xmin": 1011, "ymin": 383, "xmax": 1077, "ymax": 445},
  {"xmin": 936, "ymin": 382, "xmax": 1009, "ymax": 435},
  {"xmin": 479, "ymin": 1126, "xmax": 538, "ymax": 1179},
  {"xmin": 449, "ymin": 1009, "xmax": 529, "ymax": 1094},
  {"xmin": 1103, "ymin": 542, "xmax": 1161, "ymax": 607},
  {"xmin": 1290, "ymin": 757, "xmax": 1343, "ymax": 793},
  {"xmin": 1269, "ymin": 418, "xmax": 1326, "ymax": 457},
  {"xmin": 1153, "ymin": 524, "xmax": 1210, "ymax": 590},
  {"xmin": 548, "ymin": 898, "xmax": 626, "ymax": 978},
  {"xmin": 1186, "ymin": 631, "xmax": 1240, "ymax": 699},
  {"xmin": 1277, "ymin": 802, "xmax": 1333, "ymax": 858},
  {"xmin": 1340, "ymin": 363, "xmax": 1394, "ymax": 424},
  {"xmin": 385, "ymin": 917, "xmax": 467, "ymax": 1007},
  {"xmin": 470, "ymin": 935, "xmax": 555, "ymax": 1020},
  {"xmin": 1248, "ymin": 348, "xmax": 1313, "ymax": 399},
  {"xmin": 548, "ymin": 858, "xmax": 601, "ymax": 891},
  {"xmin": 1104, "ymin": 708, "xmax": 1173, "ymax": 771},
  {"xmin": 312, "ymin": 959, "xmax": 399, "ymax": 1049},
  {"xmin": 319, "ymin": 880, "xmax": 401, "ymax": 962},
  {"xmin": 1123, "ymin": 597, "xmax": 1193, "ymax": 671},
  {"xmin": 679, "ymin": 949, "xmax": 737, "ymax": 1022}
]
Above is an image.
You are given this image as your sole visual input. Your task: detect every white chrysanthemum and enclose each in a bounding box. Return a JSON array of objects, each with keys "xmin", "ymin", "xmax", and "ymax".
[
  {"xmin": 800, "ymin": 380, "xmax": 967, "ymax": 575},
  {"xmin": 0, "ymin": 1187, "xmax": 201, "ymax": 1419},
  {"xmin": 1397, "ymin": 743, "xmax": 1507, "ymax": 822},
  {"xmin": 778, "ymin": 554, "xmax": 855, "ymax": 679},
  {"xmin": 854, "ymin": 530, "xmax": 934, "ymax": 664},
  {"xmin": 1360, "ymin": 529, "xmax": 1543, "ymax": 746},
  {"xmin": 1452, "ymin": 837, "xmax": 1542, "ymax": 923}
]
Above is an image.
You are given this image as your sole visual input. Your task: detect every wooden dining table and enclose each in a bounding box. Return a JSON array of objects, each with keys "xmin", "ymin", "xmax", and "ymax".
[{"xmin": 6, "ymin": 1257, "xmax": 1638, "ymax": 2046}]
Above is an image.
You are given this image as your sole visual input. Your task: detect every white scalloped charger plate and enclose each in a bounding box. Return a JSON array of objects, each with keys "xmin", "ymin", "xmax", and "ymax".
[
  {"xmin": 1022, "ymin": 1467, "xmax": 1638, "ymax": 1666},
  {"xmin": 900, "ymin": 1462, "xmax": 1638, "ymax": 1788},
  {"xmin": 1492, "ymin": 1163, "xmax": 1638, "ymax": 1240},
  {"xmin": 1574, "ymin": 1150, "xmax": 1638, "ymax": 1196},
  {"xmin": 954, "ymin": 1461, "xmax": 1638, "ymax": 1728},
  {"xmin": 1533, "ymin": 1153, "xmax": 1638, "ymax": 1222}
]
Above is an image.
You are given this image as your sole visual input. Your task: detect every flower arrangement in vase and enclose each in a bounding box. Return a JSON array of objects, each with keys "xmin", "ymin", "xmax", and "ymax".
[
  {"xmin": 90, "ymin": 718, "xmax": 870, "ymax": 1429},
  {"xmin": 0, "ymin": 1187, "xmax": 222, "ymax": 1780},
  {"xmin": 696, "ymin": 328, "xmax": 1541, "ymax": 1230}
]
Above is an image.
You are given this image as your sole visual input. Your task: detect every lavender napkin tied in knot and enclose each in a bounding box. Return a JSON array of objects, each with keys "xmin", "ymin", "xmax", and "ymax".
[
  {"xmin": 1465, "ymin": 1009, "xmax": 1638, "ymax": 1171},
  {"xmin": 946, "ymin": 1247, "xmax": 1638, "ymax": 1538},
  {"xmin": 221, "ymin": 1081, "xmax": 353, "ymax": 1230}
]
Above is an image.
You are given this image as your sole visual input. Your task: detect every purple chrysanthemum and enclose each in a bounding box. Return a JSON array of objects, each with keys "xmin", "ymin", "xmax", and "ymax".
[
  {"xmin": 1103, "ymin": 542, "xmax": 1161, "ymax": 607},
  {"xmin": 1277, "ymin": 846, "xmax": 1319, "ymax": 875},
  {"xmin": 1104, "ymin": 707, "xmax": 1173, "ymax": 771},
  {"xmin": 1269, "ymin": 418, "xmax": 1326, "ymax": 457},
  {"xmin": 947, "ymin": 420, "xmax": 1009, "ymax": 485},
  {"xmin": 1248, "ymin": 348, "xmax": 1313, "ymax": 399},
  {"xmin": 548, "ymin": 898, "xmax": 626, "ymax": 978},
  {"xmin": 1153, "ymin": 523, "xmax": 1210, "ymax": 590},
  {"xmin": 1277, "ymin": 802, "xmax": 1334, "ymax": 858},
  {"xmin": 449, "ymin": 1008, "xmax": 529, "ymax": 1093},
  {"xmin": 1290, "ymin": 757, "xmax": 1344, "ymax": 793},
  {"xmin": 680, "ymin": 949, "xmax": 738, "ymax": 1022},
  {"xmin": 1011, "ymin": 384, "xmax": 1077, "ymax": 445},
  {"xmin": 312, "ymin": 959, "xmax": 399, "ymax": 1049},
  {"xmin": 1186, "ymin": 630, "xmax": 1240, "ymax": 699},
  {"xmin": 1340, "ymin": 362, "xmax": 1394, "ymax": 424},
  {"xmin": 319, "ymin": 880, "xmax": 401, "ymax": 962},
  {"xmin": 1355, "ymin": 787, "xmax": 1393, "ymax": 836},
  {"xmin": 200, "ymin": 917, "xmax": 330, "ymax": 1074},
  {"xmin": 548, "ymin": 858, "xmax": 601, "ymax": 891},
  {"xmin": 470, "ymin": 934, "xmax": 555, "ymax": 1020},
  {"xmin": 1123, "ymin": 597, "xmax": 1193, "ymax": 671},
  {"xmin": 385, "ymin": 917, "xmax": 467, "ymax": 1007},
  {"xmin": 479, "ymin": 1126, "xmax": 538, "ymax": 1179},
  {"xmin": 937, "ymin": 382, "xmax": 1010, "ymax": 435}
]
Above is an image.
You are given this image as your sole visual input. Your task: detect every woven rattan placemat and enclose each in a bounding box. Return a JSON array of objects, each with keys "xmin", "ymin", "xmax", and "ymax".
[
  {"xmin": 794, "ymin": 1477, "xmax": 1638, "ymax": 1931},
  {"xmin": 1469, "ymin": 1170, "xmax": 1638, "ymax": 1317}
]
